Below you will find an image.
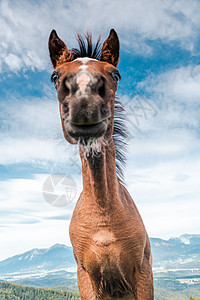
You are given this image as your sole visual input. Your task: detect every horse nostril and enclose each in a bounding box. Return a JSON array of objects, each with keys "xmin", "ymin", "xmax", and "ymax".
[
  {"xmin": 62, "ymin": 72, "xmax": 75, "ymax": 97},
  {"xmin": 101, "ymin": 104, "xmax": 106, "ymax": 115},
  {"xmin": 64, "ymin": 80, "xmax": 71, "ymax": 96},
  {"xmin": 63, "ymin": 103, "xmax": 69, "ymax": 113},
  {"xmin": 96, "ymin": 75, "xmax": 106, "ymax": 98},
  {"xmin": 101, "ymin": 104, "xmax": 110, "ymax": 118}
]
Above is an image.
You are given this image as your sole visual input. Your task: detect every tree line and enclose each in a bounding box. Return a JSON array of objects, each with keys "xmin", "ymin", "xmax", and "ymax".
[{"xmin": 0, "ymin": 281, "xmax": 80, "ymax": 300}]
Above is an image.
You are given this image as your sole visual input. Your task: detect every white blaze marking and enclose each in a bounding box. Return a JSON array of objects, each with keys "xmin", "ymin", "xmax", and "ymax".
[
  {"xmin": 75, "ymin": 57, "xmax": 97, "ymax": 91},
  {"xmin": 77, "ymin": 73, "xmax": 91, "ymax": 93},
  {"xmin": 75, "ymin": 57, "xmax": 98, "ymax": 64},
  {"xmin": 76, "ymin": 57, "xmax": 98, "ymax": 71},
  {"xmin": 93, "ymin": 230, "xmax": 116, "ymax": 246}
]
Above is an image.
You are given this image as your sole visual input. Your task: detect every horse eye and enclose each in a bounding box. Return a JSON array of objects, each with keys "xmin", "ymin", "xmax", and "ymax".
[
  {"xmin": 51, "ymin": 71, "xmax": 60, "ymax": 84},
  {"xmin": 112, "ymin": 71, "xmax": 121, "ymax": 83}
]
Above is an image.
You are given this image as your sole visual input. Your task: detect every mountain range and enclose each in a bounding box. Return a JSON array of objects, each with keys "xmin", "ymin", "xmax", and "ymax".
[{"xmin": 0, "ymin": 234, "xmax": 200, "ymax": 290}]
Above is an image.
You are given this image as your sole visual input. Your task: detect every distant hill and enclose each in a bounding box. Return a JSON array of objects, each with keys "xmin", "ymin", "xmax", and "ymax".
[
  {"xmin": 0, "ymin": 244, "xmax": 75, "ymax": 275},
  {"xmin": 0, "ymin": 244, "xmax": 76, "ymax": 287},
  {"xmin": 151, "ymin": 234, "xmax": 200, "ymax": 273}
]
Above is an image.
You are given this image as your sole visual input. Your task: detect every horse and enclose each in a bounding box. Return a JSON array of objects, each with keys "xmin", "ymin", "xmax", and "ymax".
[{"xmin": 48, "ymin": 28, "xmax": 154, "ymax": 300}]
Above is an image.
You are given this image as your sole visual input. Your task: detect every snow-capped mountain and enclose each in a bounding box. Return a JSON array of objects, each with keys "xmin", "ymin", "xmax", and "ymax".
[
  {"xmin": 150, "ymin": 234, "xmax": 200, "ymax": 285},
  {"xmin": 169, "ymin": 234, "xmax": 200, "ymax": 245},
  {"xmin": 151, "ymin": 234, "xmax": 200, "ymax": 268},
  {"xmin": 0, "ymin": 244, "xmax": 75, "ymax": 275}
]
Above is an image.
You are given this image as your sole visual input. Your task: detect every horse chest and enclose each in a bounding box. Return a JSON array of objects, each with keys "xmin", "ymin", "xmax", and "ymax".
[
  {"xmin": 89, "ymin": 229, "xmax": 123, "ymax": 272},
  {"xmin": 78, "ymin": 228, "xmax": 124, "ymax": 271}
]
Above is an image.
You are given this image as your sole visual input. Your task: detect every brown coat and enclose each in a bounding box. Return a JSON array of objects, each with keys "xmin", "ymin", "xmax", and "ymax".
[{"xmin": 49, "ymin": 28, "xmax": 154, "ymax": 300}]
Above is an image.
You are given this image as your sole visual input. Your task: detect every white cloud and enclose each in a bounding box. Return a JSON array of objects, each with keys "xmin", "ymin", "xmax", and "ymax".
[
  {"xmin": 0, "ymin": 219, "xmax": 72, "ymax": 261},
  {"xmin": 1, "ymin": 0, "xmax": 200, "ymax": 72},
  {"xmin": 0, "ymin": 138, "xmax": 64, "ymax": 165},
  {"xmin": 4, "ymin": 53, "xmax": 22, "ymax": 72},
  {"xmin": 125, "ymin": 158, "xmax": 200, "ymax": 238},
  {"xmin": 0, "ymin": 96, "xmax": 81, "ymax": 170},
  {"xmin": 141, "ymin": 65, "xmax": 200, "ymax": 104},
  {"xmin": 0, "ymin": 174, "xmax": 82, "ymax": 260},
  {"xmin": 128, "ymin": 129, "xmax": 200, "ymax": 158},
  {"xmin": 123, "ymin": 65, "xmax": 200, "ymax": 140}
]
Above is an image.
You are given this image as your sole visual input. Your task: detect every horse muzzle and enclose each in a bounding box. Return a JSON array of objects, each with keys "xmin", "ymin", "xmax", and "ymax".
[
  {"xmin": 65, "ymin": 118, "xmax": 109, "ymax": 140},
  {"xmin": 59, "ymin": 72, "xmax": 111, "ymax": 141}
]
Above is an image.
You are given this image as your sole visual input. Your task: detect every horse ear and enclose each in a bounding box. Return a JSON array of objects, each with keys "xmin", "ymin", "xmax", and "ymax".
[
  {"xmin": 48, "ymin": 30, "xmax": 71, "ymax": 68},
  {"xmin": 101, "ymin": 29, "xmax": 120, "ymax": 67}
]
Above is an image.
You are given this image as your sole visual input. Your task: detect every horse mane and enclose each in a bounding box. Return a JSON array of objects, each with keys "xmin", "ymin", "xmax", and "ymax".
[
  {"xmin": 72, "ymin": 34, "xmax": 128, "ymax": 184},
  {"xmin": 71, "ymin": 33, "xmax": 102, "ymax": 60},
  {"xmin": 113, "ymin": 99, "xmax": 128, "ymax": 184}
]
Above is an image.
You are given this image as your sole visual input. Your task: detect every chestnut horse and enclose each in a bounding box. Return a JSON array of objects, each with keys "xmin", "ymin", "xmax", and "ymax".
[{"xmin": 48, "ymin": 28, "xmax": 154, "ymax": 300}]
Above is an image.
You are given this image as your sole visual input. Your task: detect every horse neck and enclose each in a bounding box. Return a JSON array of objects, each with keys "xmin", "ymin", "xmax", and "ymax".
[{"xmin": 79, "ymin": 138, "xmax": 119, "ymax": 210}]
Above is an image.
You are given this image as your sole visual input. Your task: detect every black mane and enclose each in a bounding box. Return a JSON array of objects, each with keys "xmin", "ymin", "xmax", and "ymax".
[
  {"xmin": 72, "ymin": 34, "xmax": 128, "ymax": 184},
  {"xmin": 113, "ymin": 99, "xmax": 128, "ymax": 184},
  {"xmin": 71, "ymin": 33, "xmax": 101, "ymax": 60}
]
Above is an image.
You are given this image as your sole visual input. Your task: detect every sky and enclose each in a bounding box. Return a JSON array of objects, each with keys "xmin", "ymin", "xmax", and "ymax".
[{"xmin": 0, "ymin": 0, "xmax": 200, "ymax": 261}]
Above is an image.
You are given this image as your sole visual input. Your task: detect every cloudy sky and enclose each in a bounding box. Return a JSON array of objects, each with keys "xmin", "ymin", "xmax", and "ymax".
[{"xmin": 0, "ymin": 0, "xmax": 200, "ymax": 261}]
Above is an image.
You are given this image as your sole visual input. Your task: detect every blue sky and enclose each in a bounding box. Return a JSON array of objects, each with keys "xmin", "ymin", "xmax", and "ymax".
[{"xmin": 0, "ymin": 0, "xmax": 200, "ymax": 261}]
